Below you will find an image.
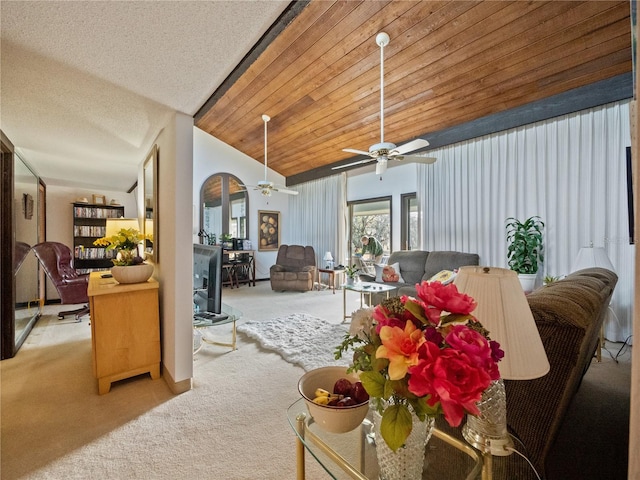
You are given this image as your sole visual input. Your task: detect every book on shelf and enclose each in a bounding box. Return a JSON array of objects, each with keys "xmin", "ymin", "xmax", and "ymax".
[{"xmin": 74, "ymin": 206, "xmax": 123, "ymax": 219}]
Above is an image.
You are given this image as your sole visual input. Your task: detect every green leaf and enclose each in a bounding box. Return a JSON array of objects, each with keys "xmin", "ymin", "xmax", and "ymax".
[
  {"xmin": 380, "ymin": 404, "xmax": 413, "ymax": 452},
  {"xmin": 403, "ymin": 300, "xmax": 429, "ymax": 325},
  {"xmin": 360, "ymin": 371, "xmax": 386, "ymax": 398}
]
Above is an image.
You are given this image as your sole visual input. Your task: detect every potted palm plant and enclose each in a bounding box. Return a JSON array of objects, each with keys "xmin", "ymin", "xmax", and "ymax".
[{"xmin": 506, "ymin": 216, "xmax": 545, "ymax": 292}]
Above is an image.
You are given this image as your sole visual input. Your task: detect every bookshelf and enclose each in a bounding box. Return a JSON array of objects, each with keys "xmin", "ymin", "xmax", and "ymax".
[{"xmin": 73, "ymin": 202, "xmax": 125, "ymax": 273}]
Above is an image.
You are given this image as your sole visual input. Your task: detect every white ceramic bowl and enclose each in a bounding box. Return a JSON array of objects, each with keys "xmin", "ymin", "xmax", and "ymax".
[{"xmin": 298, "ymin": 366, "xmax": 369, "ymax": 433}]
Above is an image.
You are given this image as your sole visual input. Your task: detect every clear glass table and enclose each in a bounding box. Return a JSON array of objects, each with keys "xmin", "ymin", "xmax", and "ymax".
[
  {"xmin": 287, "ymin": 398, "xmax": 483, "ymax": 480},
  {"xmin": 342, "ymin": 281, "xmax": 397, "ymax": 322},
  {"xmin": 193, "ymin": 302, "xmax": 242, "ymax": 353}
]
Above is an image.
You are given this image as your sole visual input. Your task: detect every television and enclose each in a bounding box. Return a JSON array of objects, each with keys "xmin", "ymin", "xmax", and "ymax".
[{"xmin": 193, "ymin": 244, "xmax": 222, "ymax": 314}]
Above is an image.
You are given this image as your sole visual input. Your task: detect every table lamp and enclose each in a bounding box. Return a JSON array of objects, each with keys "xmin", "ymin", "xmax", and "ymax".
[
  {"xmin": 323, "ymin": 251, "xmax": 334, "ymax": 269},
  {"xmin": 454, "ymin": 266, "xmax": 550, "ymax": 478},
  {"xmin": 571, "ymin": 243, "xmax": 614, "ymax": 272}
]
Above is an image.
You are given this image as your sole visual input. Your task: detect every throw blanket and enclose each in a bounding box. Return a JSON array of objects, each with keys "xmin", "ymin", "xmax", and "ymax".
[{"xmin": 237, "ymin": 313, "xmax": 350, "ymax": 371}]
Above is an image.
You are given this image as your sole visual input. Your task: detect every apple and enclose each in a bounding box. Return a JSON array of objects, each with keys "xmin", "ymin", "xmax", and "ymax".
[
  {"xmin": 333, "ymin": 378, "xmax": 353, "ymax": 397},
  {"xmin": 351, "ymin": 381, "xmax": 369, "ymax": 404}
]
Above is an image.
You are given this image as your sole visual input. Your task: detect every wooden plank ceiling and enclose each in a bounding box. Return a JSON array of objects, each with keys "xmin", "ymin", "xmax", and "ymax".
[{"xmin": 195, "ymin": 0, "xmax": 631, "ymax": 185}]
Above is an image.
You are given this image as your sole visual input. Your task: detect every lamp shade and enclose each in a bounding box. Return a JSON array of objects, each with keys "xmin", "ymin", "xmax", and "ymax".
[
  {"xmin": 571, "ymin": 245, "xmax": 614, "ymax": 272},
  {"xmin": 454, "ymin": 266, "xmax": 550, "ymax": 380},
  {"xmin": 323, "ymin": 252, "xmax": 333, "ymax": 261},
  {"xmin": 105, "ymin": 217, "xmax": 140, "ymax": 237}
]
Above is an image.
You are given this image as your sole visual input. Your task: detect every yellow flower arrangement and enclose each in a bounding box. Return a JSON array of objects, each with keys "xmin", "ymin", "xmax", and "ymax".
[{"xmin": 93, "ymin": 227, "xmax": 146, "ymax": 266}]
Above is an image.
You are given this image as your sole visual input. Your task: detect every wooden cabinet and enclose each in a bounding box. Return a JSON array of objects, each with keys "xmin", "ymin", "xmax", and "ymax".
[
  {"xmin": 88, "ymin": 272, "xmax": 160, "ymax": 394},
  {"xmin": 73, "ymin": 203, "xmax": 124, "ymax": 272}
]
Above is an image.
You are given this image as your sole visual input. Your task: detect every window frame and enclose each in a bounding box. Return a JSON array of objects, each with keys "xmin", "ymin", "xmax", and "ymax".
[{"xmin": 347, "ymin": 195, "xmax": 392, "ymax": 261}]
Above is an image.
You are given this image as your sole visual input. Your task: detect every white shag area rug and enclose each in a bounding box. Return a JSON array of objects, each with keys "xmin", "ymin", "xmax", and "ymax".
[{"xmin": 237, "ymin": 313, "xmax": 350, "ymax": 371}]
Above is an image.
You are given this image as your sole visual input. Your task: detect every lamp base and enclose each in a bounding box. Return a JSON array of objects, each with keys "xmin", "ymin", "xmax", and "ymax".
[{"xmin": 462, "ymin": 379, "xmax": 513, "ymax": 457}]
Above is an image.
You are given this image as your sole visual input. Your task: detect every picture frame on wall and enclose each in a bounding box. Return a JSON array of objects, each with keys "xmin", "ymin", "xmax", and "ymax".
[
  {"xmin": 258, "ymin": 210, "xmax": 280, "ymax": 251},
  {"xmin": 92, "ymin": 194, "xmax": 106, "ymax": 205},
  {"xmin": 22, "ymin": 193, "xmax": 33, "ymax": 220}
]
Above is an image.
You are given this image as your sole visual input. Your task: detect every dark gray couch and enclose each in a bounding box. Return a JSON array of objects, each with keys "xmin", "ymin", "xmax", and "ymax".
[{"xmin": 360, "ymin": 250, "xmax": 480, "ymax": 297}]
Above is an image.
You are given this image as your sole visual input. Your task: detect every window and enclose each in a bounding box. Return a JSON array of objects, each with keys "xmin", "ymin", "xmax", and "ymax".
[
  {"xmin": 348, "ymin": 197, "xmax": 391, "ymax": 260},
  {"xmin": 401, "ymin": 193, "xmax": 419, "ymax": 250},
  {"xmin": 200, "ymin": 173, "xmax": 248, "ymax": 242}
]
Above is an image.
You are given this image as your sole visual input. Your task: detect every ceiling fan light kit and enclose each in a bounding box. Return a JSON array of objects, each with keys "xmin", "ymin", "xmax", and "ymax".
[{"xmin": 334, "ymin": 32, "xmax": 436, "ymax": 175}]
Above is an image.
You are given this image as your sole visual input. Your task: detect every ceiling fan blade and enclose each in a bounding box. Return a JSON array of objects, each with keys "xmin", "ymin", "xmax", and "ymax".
[
  {"xmin": 392, "ymin": 138, "xmax": 430, "ymax": 155},
  {"xmin": 401, "ymin": 154, "xmax": 437, "ymax": 164},
  {"xmin": 342, "ymin": 148, "xmax": 373, "ymax": 156},
  {"xmin": 332, "ymin": 158, "xmax": 376, "ymax": 170},
  {"xmin": 272, "ymin": 186, "xmax": 299, "ymax": 195}
]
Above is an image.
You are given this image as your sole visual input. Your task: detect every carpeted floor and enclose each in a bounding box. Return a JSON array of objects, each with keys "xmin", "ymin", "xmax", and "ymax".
[{"xmin": 0, "ymin": 280, "xmax": 632, "ymax": 479}]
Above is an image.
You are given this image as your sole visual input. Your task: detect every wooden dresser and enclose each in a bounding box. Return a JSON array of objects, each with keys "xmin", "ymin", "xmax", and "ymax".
[{"xmin": 88, "ymin": 272, "xmax": 161, "ymax": 394}]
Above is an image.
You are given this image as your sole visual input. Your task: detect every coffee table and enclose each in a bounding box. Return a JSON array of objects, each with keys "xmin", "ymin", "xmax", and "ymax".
[
  {"xmin": 287, "ymin": 398, "xmax": 482, "ymax": 479},
  {"xmin": 342, "ymin": 281, "xmax": 397, "ymax": 322}
]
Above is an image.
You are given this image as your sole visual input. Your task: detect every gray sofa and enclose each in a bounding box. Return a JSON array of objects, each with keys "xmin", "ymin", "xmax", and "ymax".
[{"xmin": 360, "ymin": 250, "xmax": 480, "ymax": 297}]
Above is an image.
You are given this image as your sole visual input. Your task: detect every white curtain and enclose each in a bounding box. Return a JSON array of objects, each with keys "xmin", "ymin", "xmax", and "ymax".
[
  {"xmin": 418, "ymin": 100, "xmax": 634, "ymax": 342},
  {"xmin": 285, "ymin": 174, "xmax": 347, "ymax": 269}
]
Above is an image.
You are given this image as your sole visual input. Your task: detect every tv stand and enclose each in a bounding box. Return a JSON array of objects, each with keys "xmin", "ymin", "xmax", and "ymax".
[{"xmin": 193, "ymin": 303, "xmax": 242, "ymax": 353}]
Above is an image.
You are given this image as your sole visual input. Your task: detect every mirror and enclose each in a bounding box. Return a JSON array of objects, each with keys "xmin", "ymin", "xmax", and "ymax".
[
  {"xmin": 14, "ymin": 153, "xmax": 40, "ymax": 351},
  {"xmin": 143, "ymin": 145, "xmax": 158, "ymax": 262},
  {"xmin": 200, "ymin": 173, "xmax": 248, "ymax": 245}
]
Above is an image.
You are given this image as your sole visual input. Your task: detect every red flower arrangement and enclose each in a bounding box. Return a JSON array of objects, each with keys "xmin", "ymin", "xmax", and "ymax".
[{"xmin": 336, "ymin": 281, "xmax": 503, "ymax": 451}]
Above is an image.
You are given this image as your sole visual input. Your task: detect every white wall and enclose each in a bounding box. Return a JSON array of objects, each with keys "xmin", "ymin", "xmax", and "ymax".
[
  {"xmin": 151, "ymin": 113, "xmax": 194, "ymax": 390},
  {"xmin": 193, "ymin": 128, "xmax": 289, "ymax": 279}
]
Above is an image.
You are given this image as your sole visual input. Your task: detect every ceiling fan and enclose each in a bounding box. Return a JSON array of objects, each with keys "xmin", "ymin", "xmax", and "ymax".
[
  {"xmin": 333, "ymin": 32, "xmax": 436, "ymax": 175},
  {"xmin": 244, "ymin": 114, "xmax": 298, "ymax": 196}
]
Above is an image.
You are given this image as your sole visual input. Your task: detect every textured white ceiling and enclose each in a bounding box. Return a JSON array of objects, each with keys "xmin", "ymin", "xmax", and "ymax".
[{"xmin": 0, "ymin": 0, "xmax": 290, "ymax": 191}]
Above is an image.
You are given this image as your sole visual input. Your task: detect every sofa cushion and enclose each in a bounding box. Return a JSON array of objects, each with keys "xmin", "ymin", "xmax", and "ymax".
[
  {"xmin": 373, "ymin": 264, "xmax": 384, "ymax": 282},
  {"xmin": 422, "ymin": 251, "xmax": 480, "ymax": 281},
  {"xmin": 382, "ymin": 263, "xmax": 404, "ymax": 283},
  {"xmin": 387, "ymin": 250, "xmax": 429, "ymax": 286},
  {"xmin": 428, "ymin": 269, "xmax": 457, "ymax": 285}
]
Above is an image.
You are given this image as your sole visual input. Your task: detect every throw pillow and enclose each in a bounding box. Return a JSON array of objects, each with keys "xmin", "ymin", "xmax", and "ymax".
[
  {"xmin": 382, "ymin": 263, "xmax": 405, "ymax": 283},
  {"xmin": 429, "ymin": 269, "xmax": 457, "ymax": 285},
  {"xmin": 374, "ymin": 264, "xmax": 385, "ymax": 282}
]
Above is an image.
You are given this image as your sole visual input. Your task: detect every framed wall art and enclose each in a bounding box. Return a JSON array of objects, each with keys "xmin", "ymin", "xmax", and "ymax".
[
  {"xmin": 92, "ymin": 194, "xmax": 106, "ymax": 205},
  {"xmin": 258, "ymin": 210, "xmax": 280, "ymax": 251}
]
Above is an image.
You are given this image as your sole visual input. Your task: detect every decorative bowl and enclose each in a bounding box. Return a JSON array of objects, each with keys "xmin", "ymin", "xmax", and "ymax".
[
  {"xmin": 111, "ymin": 264, "xmax": 153, "ymax": 284},
  {"xmin": 298, "ymin": 366, "xmax": 369, "ymax": 433}
]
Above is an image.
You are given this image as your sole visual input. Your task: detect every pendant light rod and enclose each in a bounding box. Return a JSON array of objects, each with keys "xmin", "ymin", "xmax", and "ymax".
[
  {"xmin": 376, "ymin": 32, "xmax": 390, "ymax": 143},
  {"xmin": 262, "ymin": 114, "xmax": 270, "ymax": 180}
]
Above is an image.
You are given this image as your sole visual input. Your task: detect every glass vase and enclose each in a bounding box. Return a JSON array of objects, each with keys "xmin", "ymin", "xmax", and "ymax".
[{"xmin": 373, "ymin": 406, "xmax": 435, "ymax": 480}]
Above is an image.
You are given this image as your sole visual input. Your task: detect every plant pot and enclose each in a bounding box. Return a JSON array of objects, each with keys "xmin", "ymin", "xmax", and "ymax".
[
  {"xmin": 518, "ymin": 273, "xmax": 537, "ymax": 293},
  {"xmin": 346, "ymin": 276, "xmax": 356, "ymax": 286},
  {"xmin": 111, "ymin": 264, "xmax": 154, "ymax": 284}
]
